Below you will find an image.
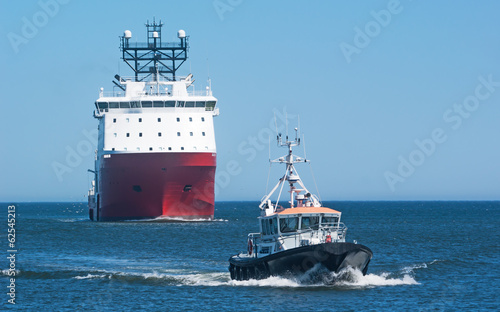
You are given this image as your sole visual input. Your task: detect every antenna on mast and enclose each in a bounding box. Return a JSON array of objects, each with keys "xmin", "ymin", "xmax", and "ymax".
[
  {"xmin": 285, "ymin": 112, "xmax": 289, "ymax": 141},
  {"xmin": 120, "ymin": 19, "xmax": 189, "ymax": 82}
]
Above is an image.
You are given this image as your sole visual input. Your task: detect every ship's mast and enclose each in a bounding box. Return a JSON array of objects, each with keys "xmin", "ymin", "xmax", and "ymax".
[
  {"xmin": 259, "ymin": 128, "xmax": 320, "ymax": 215},
  {"xmin": 120, "ymin": 18, "xmax": 188, "ymax": 82}
]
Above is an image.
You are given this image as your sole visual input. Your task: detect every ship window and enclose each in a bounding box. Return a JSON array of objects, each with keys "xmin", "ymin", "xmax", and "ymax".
[
  {"xmin": 109, "ymin": 102, "xmax": 119, "ymax": 109},
  {"xmin": 158, "ymin": 132, "xmax": 162, "ymax": 137},
  {"xmin": 202, "ymin": 132, "xmax": 206, "ymax": 136},
  {"xmin": 321, "ymin": 216, "xmax": 339, "ymax": 227},
  {"xmin": 130, "ymin": 101, "xmax": 140, "ymax": 108},
  {"xmin": 261, "ymin": 219, "xmax": 270, "ymax": 235},
  {"xmin": 139, "ymin": 133, "xmax": 142, "ymax": 137},
  {"xmin": 124, "ymin": 147, "xmax": 127, "ymax": 151},
  {"xmin": 159, "ymin": 147, "xmax": 163, "ymax": 151},
  {"xmin": 205, "ymin": 146, "xmax": 208, "ymax": 150},
  {"xmin": 158, "ymin": 118, "xmax": 161, "ymax": 122},
  {"xmin": 181, "ymin": 147, "xmax": 184, "ymax": 150},
  {"xmin": 126, "ymin": 118, "xmax": 129, "ymax": 123},
  {"xmin": 176, "ymin": 117, "xmax": 180, "ymax": 122},
  {"xmin": 141, "ymin": 101, "xmax": 153, "ymax": 108},
  {"xmin": 149, "ymin": 147, "xmax": 153, "ymax": 151},
  {"xmin": 113, "ymin": 133, "xmax": 117, "ymax": 137},
  {"xmin": 195, "ymin": 101, "xmax": 205, "ymax": 107},
  {"xmin": 190, "ymin": 132, "xmax": 193, "ymax": 136},
  {"xmin": 176, "ymin": 101, "xmax": 185, "ymax": 107},
  {"xmin": 185, "ymin": 101, "xmax": 195, "ymax": 108},
  {"xmin": 153, "ymin": 101, "xmax": 164, "ymax": 107},
  {"xmin": 113, "ymin": 118, "xmax": 116, "ymax": 123},
  {"xmin": 201, "ymin": 117, "xmax": 205, "ymax": 122},
  {"xmin": 126, "ymin": 133, "xmax": 130, "ymax": 137},
  {"xmin": 168, "ymin": 147, "xmax": 172, "ymax": 151},
  {"xmin": 272, "ymin": 217, "xmax": 278, "ymax": 234},
  {"xmin": 177, "ymin": 132, "xmax": 181, "ymax": 136},
  {"xmin": 205, "ymin": 101, "xmax": 216, "ymax": 111},
  {"xmin": 269, "ymin": 218, "xmax": 277, "ymax": 235},
  {"xmin": 97, "ymin": 102, "xmax": 108, "ymax": 109},
  {"xmin": 120, "ymin": 102, "xmax": 130, "ymax": 108},
  {"xmin": 189, "ymin": 117, "xmax": 192, "ymax": 122},
  {"xmin": 139, "ymin": 118, "xmax": 142, "ymax": 122},
  {"xmin": 280, "ymin": 217, "xmax": 299, "ymax": 233},
  {"xmin": 193, "ymin": 146, "xmax": 197, "ymax": 150},
  {"xmin": 165, "ymin": 101, "xmax": 175, "ymax": 107},
  {"xmin": 112, "ymin": 148, "xmax": 115, "ymax": 151},
  {"xmin": 301, "ymin": 216, "xmax": 320, "ymax": 230},
  {"xmin": 136, "ymin": 147, "xmax": 140, "ymax": 151}
]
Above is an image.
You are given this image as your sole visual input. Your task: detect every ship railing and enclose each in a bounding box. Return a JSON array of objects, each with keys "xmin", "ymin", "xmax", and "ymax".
[
  {"xmin": 281, "ymin": 224, "xmax": 348, "ymax": 247},
  {"xmin": 99, "ymin": 90, "xmax": 213, "ymax": 99},
  {"xmin": 121, "ymin": 42, "xmax": 183, "ymax": 49}
]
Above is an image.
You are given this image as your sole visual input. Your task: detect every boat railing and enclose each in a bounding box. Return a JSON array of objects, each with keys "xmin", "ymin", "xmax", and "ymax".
[{"xmin": 99, "ymin": 89, "xmax": 212, "ymax": 98}]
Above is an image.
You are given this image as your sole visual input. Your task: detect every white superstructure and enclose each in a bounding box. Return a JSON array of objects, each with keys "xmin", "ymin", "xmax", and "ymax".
[{"xmin": 94, "ymin": 77, "xmax": 219, "ymax": 154}]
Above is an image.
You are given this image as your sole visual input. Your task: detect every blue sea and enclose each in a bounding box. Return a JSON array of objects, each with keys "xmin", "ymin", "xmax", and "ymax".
[{"xmin": 2, "ymin": 201, "xmax": 499, "ymax": 311}]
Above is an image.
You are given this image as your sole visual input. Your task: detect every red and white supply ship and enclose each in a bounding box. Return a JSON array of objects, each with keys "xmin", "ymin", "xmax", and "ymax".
[{"xmin": 88, "ymin": 20, "xmax": 218, "ymax": 221}]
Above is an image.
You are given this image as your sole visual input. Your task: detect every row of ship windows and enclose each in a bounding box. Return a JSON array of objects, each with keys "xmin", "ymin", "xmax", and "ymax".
[
  {"xmin": 107, "ymin": 146, "xmax": 209, "ymax": 152},
  {"xmin": 98, "ymin": 101, "xmax": 216, "ymax": 109},
  {"xmin": 113, "ymin": 117, "xmax": 205, "ymax": 123},
  {"xmin": 116, "ymin": 132, "xmax": 206, "ymax": 137}
]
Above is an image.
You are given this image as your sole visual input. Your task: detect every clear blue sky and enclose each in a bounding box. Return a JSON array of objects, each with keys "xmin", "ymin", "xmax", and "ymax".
[{"xmin": 1, "ymin": 0, "xmax": 499, "ymax": 202}]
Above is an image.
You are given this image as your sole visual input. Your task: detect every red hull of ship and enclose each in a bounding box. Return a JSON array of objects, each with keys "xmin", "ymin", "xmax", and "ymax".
[{"xmin": 95, "ymin": 152, "xmax": 216, "ymax": 221}]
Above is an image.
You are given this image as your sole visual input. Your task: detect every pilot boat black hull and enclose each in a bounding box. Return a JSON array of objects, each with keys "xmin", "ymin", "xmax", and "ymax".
[{"xmin": 228, "ymin": 242, "xmax": 372, "ymax": 281}]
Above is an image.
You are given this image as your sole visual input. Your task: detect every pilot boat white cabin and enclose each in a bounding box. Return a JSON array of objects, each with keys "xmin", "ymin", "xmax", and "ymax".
[{"xmin": 248, "ymin": 207, "xmax": 347, "ymax": 258}]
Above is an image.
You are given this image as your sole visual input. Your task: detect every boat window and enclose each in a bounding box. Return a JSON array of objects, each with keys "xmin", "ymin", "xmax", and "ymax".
[
  {"xmin": 120, "ymin": 102, "xmax": 130, "ymax": 108},
  {"xmin": 165, "ymin": 101, "xmax": 175, "ymax": 107},
  {"xmin": 195, "ymin": 101, "xmax": 205, "ymax": 107},
  {"xmin": 206, "ymin": 101, "xmax": 216, "ymax": 111},
  {"xmin": 97, "ymin": 102, "xmax": 108, "ymax": 109},
  {"xmin": 322, "ymin": 216, "xmax": 339, "ymax": 227},
  {"xmin": 176, "ymin": 101, "xmax": 185, "ymax": 107},
  {"xmin": 153, "ymin": 101, "xmax": 164, "ymax": 107},
  {"xmin": 301, "ymin": 216, "xmax": 320, "ymax": 230},
  {"xmin": 269, "ymin": 218, "xmax": 277, "ymax": 235},
  {"xmin": 185, "ymin": 101, "xmax": 195, "ymax": 107},
  {"xmin": 109, "ymin": 102, "xmax": 119, "ymax": 109},
  {"xmin": 280, "ymin": 217, "xmax": 298, "ymax": 233},
  {"xmin": 261, "ymin": 219, "xmax": 271, "ymax": 235},
  {"xmin": 130, "ymin": 101, "xmax": 140, "ymax": 108},
  {"xmin": 141, "ymin": 101, "xmax": 153, "ymax": 108}
]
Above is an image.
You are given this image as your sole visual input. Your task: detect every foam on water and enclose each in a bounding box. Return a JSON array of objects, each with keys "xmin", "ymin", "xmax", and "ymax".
[{"xmin": 69, "ymin": 262, "xmax": 427, "ymax": 289}]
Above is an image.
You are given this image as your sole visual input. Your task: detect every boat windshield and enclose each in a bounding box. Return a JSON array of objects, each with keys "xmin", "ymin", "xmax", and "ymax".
[
  {"xmin": 301, "ymin": 216, "xmax": 320, "ymax": 230},
  {"xmin": 260, "ymin": 217, "xmax": 278, "ymax": 235},
  {"xmin": 279, "ymin": 217, "xmax": 298, "ymax": 233},
  {"xmin": 321, "ymin": 216, "xmax": 339, "ymax": 227}
]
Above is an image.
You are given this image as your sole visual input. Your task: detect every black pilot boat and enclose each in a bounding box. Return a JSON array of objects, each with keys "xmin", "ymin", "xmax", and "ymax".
[{"xmin": 229, "ymin": 130, "xmax": 373, "ymax": 281}]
